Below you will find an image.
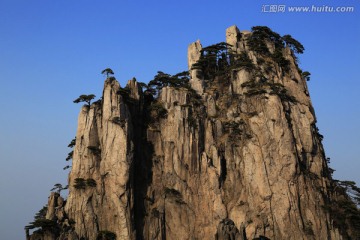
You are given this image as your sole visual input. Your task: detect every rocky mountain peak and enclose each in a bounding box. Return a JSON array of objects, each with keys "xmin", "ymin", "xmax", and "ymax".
[{"xmin": 26, "ymin": 25, "xmax": 360, "ymax": 240}]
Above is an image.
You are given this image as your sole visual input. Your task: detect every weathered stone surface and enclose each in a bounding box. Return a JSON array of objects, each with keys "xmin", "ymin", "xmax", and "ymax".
[
  {"xmin": 28, "ymin": 25, "xmax": 355, "ymax": 240},
  {"xmin": 29, "ymin": 232, "xmax": 56, "ymax": 240},
  {"xmin": 232, "ymin": 69, "xmax": 251, "ymax": 94},
  {"xmin": 45, "ymin": 192, "xmax": 60, "ymax": 221},
  {"xmin": 188, "ymin": 40, "xmax": 204, "ymax": 94},
  {"xmin": 187, "ymin": 39, "xmax": 202, "ymax": 69},
  {"xmin": 215, "ymin": 219, "xmax": 243, "ymax": 240},
  {"xmin": 226, "ymin": 25, "xmax": 241, "ymax": 49},
  {"xmin": 64, "ymin": 78, "xmax": 136, "ymax": 240}
]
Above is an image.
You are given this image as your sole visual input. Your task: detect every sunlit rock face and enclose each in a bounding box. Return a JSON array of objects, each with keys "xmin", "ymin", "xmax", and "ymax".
[{"xmin": 29, "ymin": 25, "xmax": 355, "ymax": 240}]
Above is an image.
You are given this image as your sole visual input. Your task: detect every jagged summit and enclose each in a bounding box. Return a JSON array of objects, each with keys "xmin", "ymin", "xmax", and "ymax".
[{"xmin": 26, "ymin": 25, "xmax": 360, "ymax": 240}]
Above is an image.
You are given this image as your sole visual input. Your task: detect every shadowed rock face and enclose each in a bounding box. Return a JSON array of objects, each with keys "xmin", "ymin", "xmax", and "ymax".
[
  {"xmin": 28, "ymin": 25, "xmax": 355, "ymax": 240},
  {"xmin": 215, "ymin": 218, "xmax": 244, "ymax": 240}
]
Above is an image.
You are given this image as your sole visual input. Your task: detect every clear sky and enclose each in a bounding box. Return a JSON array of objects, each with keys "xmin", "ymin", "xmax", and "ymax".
[{"xmin": 0, "ymin": 0, "xmax": 359, "ymax": 239}]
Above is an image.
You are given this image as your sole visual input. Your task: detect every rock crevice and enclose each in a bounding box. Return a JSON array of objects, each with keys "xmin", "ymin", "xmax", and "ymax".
[{"xmin": 28, "ymin": 25, "xmax": 357, "ymax": 240}]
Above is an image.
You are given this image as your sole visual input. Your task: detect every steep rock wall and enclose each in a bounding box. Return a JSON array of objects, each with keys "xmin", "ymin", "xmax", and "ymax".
[
  {"xmin": 28, "ymin": 25, "xmax": 353, "ymax": 240},
  {"xmin": 65, "ymin": 79, "xmax": 136, "ymax": 239}
]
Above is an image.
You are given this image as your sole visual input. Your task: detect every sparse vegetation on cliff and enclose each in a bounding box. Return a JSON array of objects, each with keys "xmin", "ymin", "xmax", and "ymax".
[
  {"xmin": 282, "ymin": 34, "xmax": 305, "ymax": 54},
  {"xmin": 248, "ymin": 26, "xmax": 283, "ymax": 55},
  {"xmin": 324, "ymin": 180, "xmax": 360, "ymax": 238},
  {"xmin": 101, "ymin": 68, "xmax": 114, "ymax": 78},
  {"xmin": 50, "ymin": 183, "xmax": 68, "ymax": 194},
  {"xmin": 190, "ymin": 26, "xmax": 305, "ymax": 82},
  {"xmin": 87, "ymin": 146, "xmax": 101, "ymax": 156},
  {"xmin": 148, "ymin": 71, "xmax": 190, "ymax": 96},
  {"xmin": 86, "ymin": 178, "xmax": 97, "ymax": 187},
  {"xmin": 148, "ymin": 101, "xmax": 168, "ymax": 122},
  {"xmin": 25, "ymin": 205, "xmax": 58, "ymax": 235},
  {"xmin": 26, "ymin": 25, "xmax": 360, "ymax": 240},
  {"xmin": 301, "ymin": 70, "xmax": 311, "ymax": 81},
  {"xmin": 111, "ymin": 116, "xmax": 126, "ymax": 127},
  {"xmin": 73, "ymin": 178, "xmax": 86, "ymax": 189},
  {"xmin": 97, "ymin": 230, "xmax": 116, "ymax": 240},
  {"xmin": 191, "ymin": 42, "xmax": 232, "ymax": 79},
  {"xmin": 74, "ymin": 178, "xmax": 97, "ymax": 189},
  {"xmin": 247, "ymin": 26, "xmax": 305, "ymax": 72},
  {"xmin": 73, "ymin": 94, "xmax": 96, "ymax": 106},
  {"xmin": 117, "ymin": 86, "xmax": 131, "ymax": 102},
  {"xmin": 248, "ymin": 26, "xmax": 304, "ymax": 56},
  {"xmin": 65, "ymin": 150, "xmax": 73, "ymax": 161},
  {"xmin": 67, "ymin": 137, "xmax": 76, "ymax": 148}
]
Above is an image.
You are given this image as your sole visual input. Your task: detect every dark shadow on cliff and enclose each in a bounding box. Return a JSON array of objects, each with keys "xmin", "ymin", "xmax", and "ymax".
[{"xmin": 126, "ymin": 89, "xmax": 156, "ymax": 240}]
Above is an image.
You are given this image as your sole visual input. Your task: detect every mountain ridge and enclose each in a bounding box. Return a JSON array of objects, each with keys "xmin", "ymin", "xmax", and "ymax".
[{"xmin": 26, "ymin": 25, "xmax": 360, "ymax": 240}]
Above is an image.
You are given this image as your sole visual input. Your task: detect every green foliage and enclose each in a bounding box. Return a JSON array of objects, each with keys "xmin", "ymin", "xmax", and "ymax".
[
  {"xmin": 111, "ymin": 117, "xmax": 126, "ymax": 127},
  {"xmin": 117, "ymin": 86, "xmax": 130, "ymax": 97},
  {"xmin": 93, "ymin": 98, "xmax": 103, "ymax": 106},
  {"xmin": 191, "ymin": 42, "xmax": 257, "ymax": 81},
  {"xmin": 338, "ymin": 181, "xmax": 360, "ymax": 206},
  {"xmin": 224, "ymin": 121, "xmax": 247, "ymax": 144},
  {"xmin": 66, "ymin": 151, "xmax": 73, "ymax": 161},
  {"xmin": 74, "ymin": 178, "xmax": 86, "ymax": 190},
  {"xmin": 97, "ymin": 230, "xmax": 116, "ymax": 240},
  {"xmin": 191, "ymin": 42, "xmax": 232, "ymax": 79},
  {"xmin": 148, "ymin": 101, "xmax": 168, "ymax": 121},
  {"xmin": 312, "ymin": 125, "xmax": 324, "ymax": 142},
  {"xmin": 248, "ymin": 26, "xmax": 304, "ymax": 56},
  {"xmin": 246, "ymin": 26, "xmax": 304, "ymax": 72},
  {"xmin": 241, "ymin": 80, "xmax": 297, "ymax": 103},
  {"xmin": 87, "ymin": 146, "xmax": 101, "ymax": 156},
  {"xmin": 101, "ymin": 68, "xmax": 114, "ymax": 78},
  {"xmin": 269, "ymin": 83, "xmax": 297, "ymax": 103},
  {"xmin": 282, "ymin": 34, "xmax": 305, "ymax": 54},
  {"xmin": 301, "ymin": 71, "xmax": 311, "ymax": 81},
  {"xmin": 325, "ymin": 180, "xmax": 360, "ymax": 238},
  {"xmin": 86, "ymin": 178, "xmax": 97, "ymax": 187},
  {"xmin": 148, "ymin": 71, "xmax": 190, "ymax": 96},
  {"xmin": 50, "ymin": 183, "xmax": 68, "ymax": 194},
  {"xmin": 253, "ymin": 26, "xmax": 282, "ymax": 44},
  {"xmin": 272, "ymin": 49, "xmax": 290, "ymax": 71},
  {"xmin": 184, "ymin": 90, "xmax": 204, "ymax": 129},
  {"xmin": 229, "ymin": 52, "xmax": 255, "ymax": 71},
  {"xmin": 138, "ymin": 81, "xmax": 148, "ymax": 90},
  {"xmin": 201, "ymin": 41, "xmax": 231, "ymax": 53},
  {"xmin": 25, "ymin": 205, "xmax": 58, "ymax": 233},
  {"xmin": 116, "ymin": 86, "xmax": 135, "ymax": 104},
  {"xmin": 63, "ymin": 165, "xmax": 70, "ymax": 170},
  {"xmin": 26, "ymin": 219, "xmax": 57, "ymax": 230},
  {"xmin": 107, "ymin": 76, "xmax": 116, "ymax": 82},
  {"xmin": 73, "ymin": 94, "xmax": 96, "ymax": 106},
  {"xmin": 68, "ymin": 137, "xmax": 76, "ymax": 148},
  {"xmin": 34, "ymin": 205, "xmax": 47, "ymax": 221},
  {"xmin": 164, "ymin": 187, "xmax": 185, "ymax": 204},
  {"xmin": 74, "ymin": 178, "xmax": 97, "ymax": 189},
  {"xmin": 244, "ymin": 88, "xmax": 267, "ymax": 97},
  {"xmin": 248, "ymin": 26, "xmax": 282, "ymax": 55}
]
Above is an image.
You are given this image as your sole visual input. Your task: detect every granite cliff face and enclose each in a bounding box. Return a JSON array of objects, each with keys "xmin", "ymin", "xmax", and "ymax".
[{"xmin": 27, "ymin": 25, "xmax": 359, "ymax": 240}]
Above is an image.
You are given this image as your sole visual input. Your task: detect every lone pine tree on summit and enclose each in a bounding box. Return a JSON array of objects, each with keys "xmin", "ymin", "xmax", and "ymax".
[{"xmin": 101, "ymin": 68, "xmax": 114, "ymax": 78}]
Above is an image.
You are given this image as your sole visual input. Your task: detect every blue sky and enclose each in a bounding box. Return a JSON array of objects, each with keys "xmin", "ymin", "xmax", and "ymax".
[{"xmin": 0, "ymin": 0, "xmax": 359, "ymax": 239}]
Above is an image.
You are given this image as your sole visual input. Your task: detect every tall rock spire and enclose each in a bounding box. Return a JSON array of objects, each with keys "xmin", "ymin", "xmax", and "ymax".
[{"xmin": 188, "ymin": 39, "xmax": 204, "ymax": 94}]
